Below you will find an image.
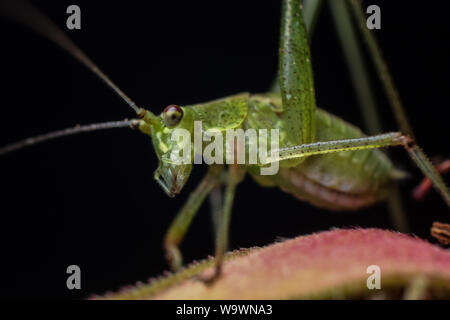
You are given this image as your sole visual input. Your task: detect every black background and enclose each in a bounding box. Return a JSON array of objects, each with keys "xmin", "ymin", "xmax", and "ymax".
[{"xmin": 0, "ymin": 0, "xmax": 449, "ymax": 299}]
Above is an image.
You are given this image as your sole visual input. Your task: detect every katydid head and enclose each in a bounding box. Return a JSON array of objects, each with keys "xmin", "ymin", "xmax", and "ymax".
[
  {"xmin": 140, "ymin": 93, "xmax": 249, "ymax": 197},
  {"xmin": 138, "ymin": 105, "xmax": 194, "ymax": 198},
  {"xmin": 144, "ymin": 94, "xmax": 250, "ymax": 197}
]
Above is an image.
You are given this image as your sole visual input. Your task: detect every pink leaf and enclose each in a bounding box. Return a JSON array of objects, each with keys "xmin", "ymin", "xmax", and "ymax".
[{"xmin": 96, "ymin": 229, "xmax": 450, "ymax": 299}]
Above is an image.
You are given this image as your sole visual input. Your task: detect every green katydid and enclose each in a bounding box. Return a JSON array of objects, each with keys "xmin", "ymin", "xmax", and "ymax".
[{"xmin": 1, "ymin": 0, "xmax": 449, "ymax": 283}]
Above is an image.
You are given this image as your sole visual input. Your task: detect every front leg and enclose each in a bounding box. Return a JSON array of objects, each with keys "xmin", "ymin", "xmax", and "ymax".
[
  {"xmin": 203, "ymin": 164, "xmax": 246, "ymax": 284},
  {"xmin": 164, "ymin": 165, "xmax": 223, "ymax": 271}
]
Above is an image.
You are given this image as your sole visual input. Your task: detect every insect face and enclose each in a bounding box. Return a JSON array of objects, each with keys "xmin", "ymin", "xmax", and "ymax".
[{"xmin": 146, "ymin": 105, "xmax": 194, "ymax": 197}]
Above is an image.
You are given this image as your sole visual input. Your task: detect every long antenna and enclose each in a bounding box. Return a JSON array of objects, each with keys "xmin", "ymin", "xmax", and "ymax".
[
  {"xmin": 0, "ymin": 120, "xmax": 139, "ymax": 156},
  {"xmin": 0, "ymin": 0, "xmax": 142, "ymax": 115}
]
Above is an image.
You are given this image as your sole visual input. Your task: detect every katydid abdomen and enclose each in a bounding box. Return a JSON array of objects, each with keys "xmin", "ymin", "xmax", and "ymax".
[{"xmin": 247, "ymin": 93, "xmax": 394, "ymax": 210}]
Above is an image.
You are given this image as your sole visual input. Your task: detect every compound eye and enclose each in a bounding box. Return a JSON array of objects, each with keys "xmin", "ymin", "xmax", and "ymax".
[{"xmin": 163, "ymin": 104, "xmax": 183, "ymax": 127}]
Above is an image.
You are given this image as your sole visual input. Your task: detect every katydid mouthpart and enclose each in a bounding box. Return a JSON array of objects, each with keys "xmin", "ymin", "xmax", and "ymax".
[{"xmin": 0, "ymin": 0, "xmax": 449, "ymax": 283}]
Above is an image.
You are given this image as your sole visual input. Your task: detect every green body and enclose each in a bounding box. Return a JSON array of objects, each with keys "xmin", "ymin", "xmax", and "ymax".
[{"xmin": 141, "ymin": 92, "xmax": 393, "ymax": 211}]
